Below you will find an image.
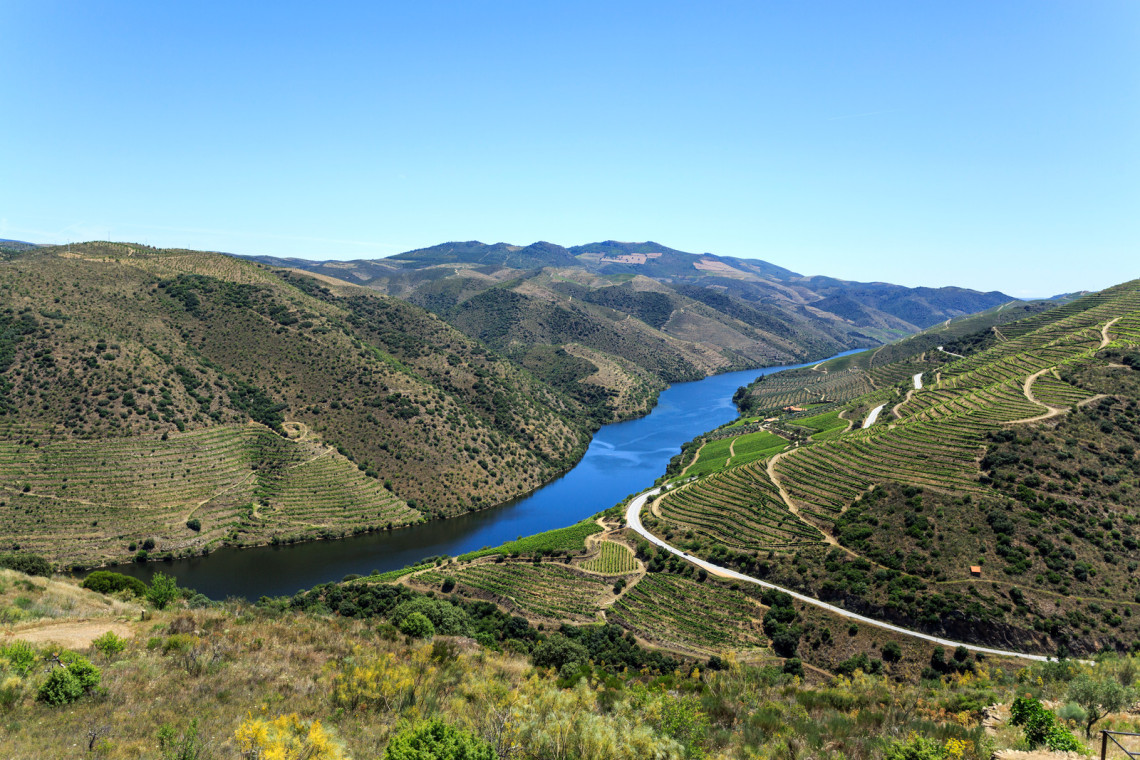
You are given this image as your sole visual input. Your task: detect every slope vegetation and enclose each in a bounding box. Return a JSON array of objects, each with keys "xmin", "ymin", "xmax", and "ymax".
[
  {"xmin": 0, "ymin": 243, "xmax": 593, "ymax": 564},
  {"xmin": 643, "ymin": 280, "xmax": 1140, "ymax": 654}
]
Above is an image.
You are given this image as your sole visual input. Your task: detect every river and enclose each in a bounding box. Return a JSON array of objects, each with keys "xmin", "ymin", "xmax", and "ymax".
[{"xmin": 111, "ymin": 350, "xmax": 863, "ymax": 599}]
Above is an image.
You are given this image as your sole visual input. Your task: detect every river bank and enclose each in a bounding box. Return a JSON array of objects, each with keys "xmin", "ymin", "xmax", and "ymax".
[{"xmin": 103, "ymin": 349, "xmax": 865, "ymax": 599}]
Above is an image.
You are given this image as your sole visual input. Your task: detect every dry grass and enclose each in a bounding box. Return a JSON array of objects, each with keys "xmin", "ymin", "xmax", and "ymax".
[
  {"xmin": 0, "ymin": 570, "xmax": 142, "ymax": 627},
  {"xmin": 1, "ymin": 604, "xmax": 534, "ymax": 759}
]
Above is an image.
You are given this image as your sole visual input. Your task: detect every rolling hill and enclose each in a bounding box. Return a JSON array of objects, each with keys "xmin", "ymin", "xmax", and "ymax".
[
  {"xmin": 0, "ymin": 242, "xmax": 596, "ymax": 566},
  {"xmin": 637, "ymin": 278, "xmax": 1140, "ymax": 655},
  {"xmin": 241, "ymin": 239, "xmax": 1017, "ymax": 423}
]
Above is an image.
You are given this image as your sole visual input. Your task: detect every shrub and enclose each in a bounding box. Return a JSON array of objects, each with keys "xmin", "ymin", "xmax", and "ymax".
[
  {"xmin": 883, "ymin": 734, "xmax": 946, "ymax": 760},
  {"xmin": 531, "ymin": 634, "xmax": 589, "ymax": 671},
  {"xmin": 82, "ymin": 570, "xmax": 147, "ymax": 598},
  {"xmin": 185, "ymin": 518, "xmax": 201, "ymax": 532},
  {"xmin": 0, "ymin": 640, "xmax": 37, "ymax": 675},
  {"xmin": 399, "ymin": 612, "xmax": 435, "ymax": 639},
  {"xmin": 0, "ymin": 552, "xmax": 52, "ymax": 577},
  {"xmin": 157, "ymin": 718, "xmax": 205, "ymax": 760},
  {"xmin": 389, "ymin": 597, "xmax": 470, "ymax": 636},
  {"xmin": 384, "ymin": 719, "xmax": 495, "ymax": 760},
  {"xmin": 92, "ymin": 631, "xmax": 127, "ymax": 658},
  {"xmin": 1009, "ymin": 696, "xmax": 1082, "ymax": 751},
  {"xmin": 236, "ymin": 713, "xmax": 345, "ymax": 759},
  {"xmin": 38, "ymin": 667, "xmax": 84, "ymax": 706},
  {"xmin": 882, "ymin": 641, "xmax": 903, "ymax": 663},
  {"xmin": 37, "ymin": 652, "xmax": 100, "ymax": 706},
  {"xmin": 146, "ymin": 572, "xmax": 180, "ymax": 610},
  {"xmin": 782, "ymin": 658, "xmax": 804, "ymax": 677}
]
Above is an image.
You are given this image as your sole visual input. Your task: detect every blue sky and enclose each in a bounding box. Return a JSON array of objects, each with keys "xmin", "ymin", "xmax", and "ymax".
[{"xmin": 1, "ymin": 1, "xmax": 1136, "ymax": 297}]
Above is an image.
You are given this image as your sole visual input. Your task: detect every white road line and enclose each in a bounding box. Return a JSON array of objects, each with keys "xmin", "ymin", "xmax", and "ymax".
[{"xmin": 625, "ymin": 488, "xmax": 1054, "ymax": 662}]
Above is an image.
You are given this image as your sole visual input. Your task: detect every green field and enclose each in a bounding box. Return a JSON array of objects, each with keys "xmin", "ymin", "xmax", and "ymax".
[
  {"xmin": 414, "ymin": 561, "xmax": 610, "ymax": 622},
  {"xmin": 581, "ymin": 541, "xmax": 639, "ymax": 574},
  {"xmin": 607, "ymin": 573, "xmax": 768, "ymax": 654},
  {"xmin": 456, "ymin": 520, "xmax": 603, "ymax": 562},
  {"xmin": 789, "ymin": 409, "xmax": 848, "ymax": 441},
  {"xmin": 684, "ymin": 430, "xmax": 788, "ymax": 478}
]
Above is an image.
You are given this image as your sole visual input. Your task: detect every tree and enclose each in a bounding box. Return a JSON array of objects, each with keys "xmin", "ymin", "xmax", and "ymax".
[
  {"xmin": 384, "ymin": 719, "xmax": 495, "ymax": 760},
  {"xmin": 1068, "ymin": 673, "xmax": 1133, "ymax": 738},
  {"xmin": 881, "ymin": 642, "xmax": 903, "ymax": 663},
  {"xmin": 399, "ymin": 612, "xmax": 435, "ymax": 639},
  {"xmin": 146, "ymin": 572, "xmax": 180, "ymax": 610},
  {"xmin": 531, "ymin": 634, "xmax": 589, "ymax": 671}
]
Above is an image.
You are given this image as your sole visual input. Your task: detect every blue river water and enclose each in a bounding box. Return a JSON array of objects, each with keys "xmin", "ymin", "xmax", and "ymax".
[{"xmin": 114, "ymin": 350, "xmax": 862, "ymax": 599}]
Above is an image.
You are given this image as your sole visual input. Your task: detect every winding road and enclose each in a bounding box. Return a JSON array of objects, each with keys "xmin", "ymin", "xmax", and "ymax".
[
  {"xmin": 862, "ymin": 404, "xmax": 886, "ymax": 429},
  {"xmin": 625, "ymin": 488, "xmax": 1053, "ymax": 662}
]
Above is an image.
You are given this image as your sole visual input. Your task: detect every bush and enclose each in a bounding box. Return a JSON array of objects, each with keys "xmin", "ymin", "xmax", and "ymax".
[
  {"xmin": 881, "ymin": 641, "xmax": 903, "ymax": 663},
  {"xmin": 185, "ymin": 518, "xmax": 201, "ymax": 532},
  {"xmin": 1010, "ymin": 696, "xmax": 1082, "ymax": 751},
  {"xmin": 92, "ymin": 631, "xmax": 127, "ymax": 658},
  {"xmin": 0, "ymin": 552, "xmax": 52, "ymax": 577},
  {"xmin": 157, "ymin": 718, "xmax": 205, "ymax": 760},
  {"xmin": 37, "ymin": 652, "xmax": 100, "ymax": 706},
  {"xmin": 531, "ymin": 634, "xmax": 589, "ymax": 672},
  {"xmin": 236, "ymin": 713, "xmax": 344, "ymax": 759},
  {"xmin": 389, "ymin": 597, "xmax": 470, "ymax": 636},
  {"xmin": 883, "ymin": 735, "xmax": 946, "ymax": 760},
  {"xmin": 82, "ymin": 570, "xmax": 147, "ymax": 598},
  {"xmin": 782, "ymin": 658, "xmax": 804, "ymax": 677},
  {"xmin": 399, "ymin": 612, "xmax": 435, "ymax": 639},
  {"xmin": 384, "ymin": 719, "xmax": 495, "ymax": 760},
  {"xmin": 146, "ymin": 572, "xmax": 180, "ymax": 610}
]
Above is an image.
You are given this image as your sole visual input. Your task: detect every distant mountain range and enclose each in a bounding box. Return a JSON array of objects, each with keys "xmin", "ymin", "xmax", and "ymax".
[{"xmin": 238, "ymin": 240, "xmax": 1019, "ymax": 421}]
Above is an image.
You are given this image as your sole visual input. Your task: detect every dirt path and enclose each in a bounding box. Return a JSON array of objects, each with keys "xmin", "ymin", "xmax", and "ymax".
[
  {"xmin": 765, "ymin": 452, "xmax": 849, "ymax": 553},
  {"xmin": 1003, "ymin": 368, "xmax": 1064, "ymax": 425},
  {"xmin": 891, "ymin": 384, "xmax": 919, "ymax": 420},
  {"xmin": 677, "ymin": 441, "xmax": 706, "ymax": 478},
  {"xmin": 2, "ymin": 619, "xmax": 137, "ymax": 650},
  {"xmin": 1101, "ymin": 316, "xmax": 1122, "ymax": 348},
  {"xmin": 726, "ymin": 437, "xmax": 737, "ymax": 467},
  {"xmin": 624, "ymin": 487, "xmax": 1055, "ymax": 662}
]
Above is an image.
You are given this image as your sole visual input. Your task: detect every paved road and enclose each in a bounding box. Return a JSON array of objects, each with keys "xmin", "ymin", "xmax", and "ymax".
[
  {"xmin": 937, "ymin": 346, "xmax": 965, "ymax": 358},
  {"xmin": 625, "ymin": 488, "xmax": 1053, "ymax": 662},
  {"xmin": 862, "ymin": 404, "xmax": 886, "ymax": 429},
  {"xmin": 913, "ymin": 373, "xmax": 923, "ymax": 390}
]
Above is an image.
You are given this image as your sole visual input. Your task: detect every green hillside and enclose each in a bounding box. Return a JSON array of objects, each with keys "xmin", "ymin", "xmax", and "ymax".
[
  {"xmin": 0, "ymin": 243, "xmax": 594, "ymax": 565},
  {"xmin": 644, "ymin": 280, "xmax": 1140, "ymax": 655}
]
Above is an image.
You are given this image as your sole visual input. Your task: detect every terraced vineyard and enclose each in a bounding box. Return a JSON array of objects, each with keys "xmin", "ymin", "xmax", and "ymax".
[
  {"xmin": 0, "ymin": 422, "xmax": 418, "ymax": 565},
  {"xmin": 1029, "ymin": 371, "xmax": 1094, "ymax": 407},
  {"xmin": 656, "ymin": 460, "xmax": 822, "ymax": 550},
  {"xmin": 685, "ymin": 429, "xmax": 788, "ymax": 478},
  {"xmin": 581, "ymin": 541, "xmax": 639, "ymax": 574},
  {"xmin": 607, "ymin": 573, "xmax": 768, "ymax": 654},
  {"xmin": 762, "ymin": 286, "xmax": 1140, "ymax": 530},
  {"xmin": 413, "ymin": 562, "xmax": 611, "ymax": 622},
  {"xmin": 633, "ymin": 281, "xmax": 1140, "ymax": 655}
]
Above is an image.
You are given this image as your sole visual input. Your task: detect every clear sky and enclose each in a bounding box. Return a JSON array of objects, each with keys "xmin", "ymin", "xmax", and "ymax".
[{"xmin": 1, "ymin": 1, "xmax": 1136, "ymax": 297}]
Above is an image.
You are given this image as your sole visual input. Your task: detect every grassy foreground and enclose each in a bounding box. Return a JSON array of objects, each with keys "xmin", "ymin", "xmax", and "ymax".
[{"xmin": 4, "ymin": 569, "xmax": 1140, "ymax": 759}]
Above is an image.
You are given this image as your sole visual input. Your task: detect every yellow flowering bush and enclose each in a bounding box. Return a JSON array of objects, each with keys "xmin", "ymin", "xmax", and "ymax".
[{"xmin": 235, "ymin": 712, "xmax": 347, "ymax": 760}]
